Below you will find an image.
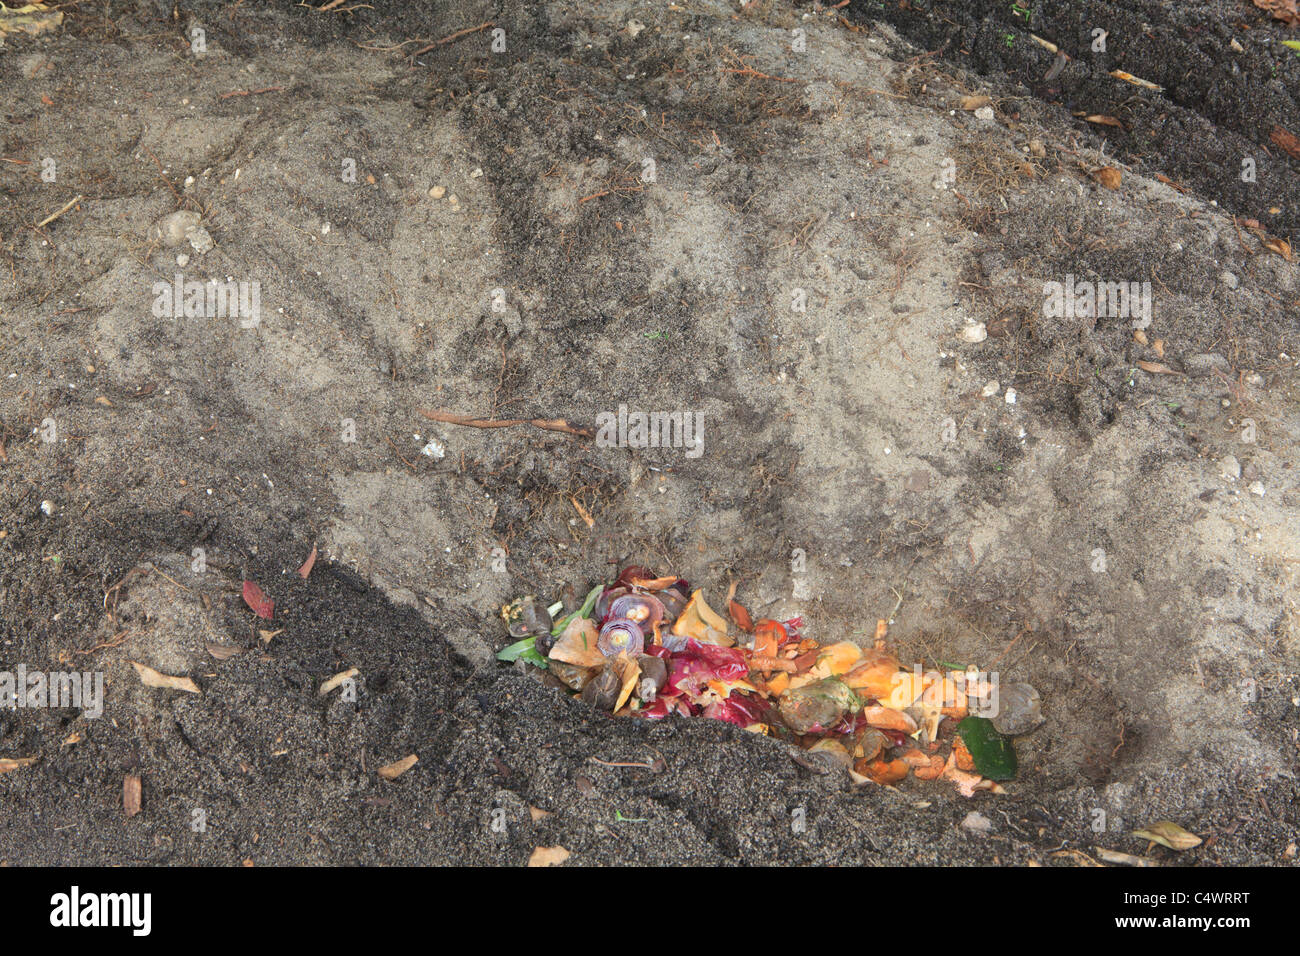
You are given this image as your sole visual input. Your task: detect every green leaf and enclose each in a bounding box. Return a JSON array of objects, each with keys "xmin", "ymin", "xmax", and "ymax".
[
  {"xmin": 550, "ymin": 583, "xmax": 604, "ymax": 637},
  {"xmin": 1283, "ymin": 40, "xmax": 1300, "ymax": 55},
  {"xmin": 957, "ymin": 716, "xmax": 1018, "ymax": 780},
  {"xmin": 497, "ymin": 636, "xmax": 548, "ymax": 669}
]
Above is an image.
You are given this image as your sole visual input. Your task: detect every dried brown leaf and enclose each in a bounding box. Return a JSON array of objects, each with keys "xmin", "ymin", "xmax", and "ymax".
[
  {"xmin": 1254, "ymin": 1, "xmax": 1300, "ymax": 28},
  {"xmin": 1137, "ymin": 360, "xmax": 1180, "ymax": 375},
  {"xmin": 527, "ymin": 845, "xmax": 570, "ymax": 867},
  {"xmin": 131, "ymin": 661, "xmax": 201, "ymax": 694},
  {"xmin": 1092, "ymin": 167, "xmax": 1122, "ymax": 190},
  {"xmin": 1132, "ymin": 820, "xmax": 1203, "ymax": 851},
  {"xmin": 377, "ymin": 754, "xmax": 418, "ymax": 780},
  {"xmin": 297, "ymin": 543, "xmax": 317, "ymax": 579},
  {"xmin": 1082, "ymin": 114, "xmax": 1124, "ymax": 128},
  {"xmin": 124, "ymin": 774, "xmax": 142, "ymax": 817},
  {"xmin": 0, "ymin": 756, "xmax": 38, "ymax": 773},
  {"xmin": 1271, "ymin": 125, "xmax": 1300, "ymax": 160}
]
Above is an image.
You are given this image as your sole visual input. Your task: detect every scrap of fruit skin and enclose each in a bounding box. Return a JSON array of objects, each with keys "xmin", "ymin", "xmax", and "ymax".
[
  {"xmin": 883, "ymin": 670, "xmax": 929, "ymax": 710},
  {"xmin": 844, "ymin": 646, "xmax": 902, "ymax": 698},
  {"xmin": 814, "ymin": 641, "xmax": 862, "ymax": 677},
  {"xmin": 863, "ymin": 704, "xmax": 917, "ymax": 734},
  {"xmin": 672, "ymin": 589, "xmax": 732, "ymax": 645},
  {"xmin": 856, "ymin": 757, "xmax": 909, "ymax": 785},
  {"xmin": 615, "ymin": 654, "xmax": 641, "ymax": 711},
  {"xmin": 941, "ymin": 752, "xmax": 1003, "ymax": 797}
]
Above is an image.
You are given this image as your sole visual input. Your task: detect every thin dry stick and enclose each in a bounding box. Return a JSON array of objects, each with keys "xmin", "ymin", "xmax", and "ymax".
[
  {"xmin": 410, "ymin": 21, "xmax": 493, "ymax": 56},
  {"xmin": 35, "ymin": 194, "xmax": 83, "ymax": 229},
  {"xmin": 418, "ymin": 408, "xmax": 594, "ymax": 438}
]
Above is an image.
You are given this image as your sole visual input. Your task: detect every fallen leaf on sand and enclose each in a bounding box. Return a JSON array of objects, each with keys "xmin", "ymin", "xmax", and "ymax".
[
  {"xmin": 319, "ymin": 667, "xmax": 359, "ymax": 695},
  {"xmin": 960, "ymin": 94, "xmax": 991, "ymax": 110},
  {"xmin": 1272, "ymin": 125, "xmax": 1300, "ymax": 160},
  {"xmin": 377, "ymin": 755, "xmax": 418, "ymax": 780},
  {"xmin": 241, "ymin": 579, "xmax": 274, "ymax": 619},
  {"xmin": 527, "ymin": 845, "xmax": 570, "ymax": 867},
  {"xmin": 131, "ymin": 661, "xmax": 200, "ymax": 694},
  {"xmin": 1260, "ymin": 235, "xmax": 1293, "ymax": 260},
  {"xmin": 297, "ymin": 543, "xmax": 317, "ymax": 579},
  {"xmin": 1132, "ymin": 820, "xmax": 1202, "ymax": 851},
  {"xmin": 124, "ymin": 774, "xmax": 142, "ymax": 817},
  {"xmin": 1081, "ymin": 114, "xmax": 1124, "ymax": 129},
  {"xmin": 258, "ymin": 628, "xmax": 283, "ymax": 644},
  {"xmin": 1092, "ymin": 167, "xmax": 1122, "ymax": 190},
  {"xmin": 1137, "ymin": 360, "xmax": 1180, "ymax": 375},
  {"xmin": 529, "ymin": 806, "xmax": 551, "ymax": 822},
  {"xmin": 1255, "ymin": 1, "xmax": 1300, "ymax": 28},
  {"xmin": 207, "ymin": 643, "xmax": 243, "ymax": 660},
  {"xmin": 0, "ymin": 757, "xmax": 38, "ymax": 773}
]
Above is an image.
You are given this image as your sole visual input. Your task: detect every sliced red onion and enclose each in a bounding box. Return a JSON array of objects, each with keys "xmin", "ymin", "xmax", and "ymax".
[
  {"xmin": 598, "ymin": 617, "xmax": 645, "ymax": 657},
  {"xmin": 608, "ymin": 593, "xmax": 665, "ymax": 635}
]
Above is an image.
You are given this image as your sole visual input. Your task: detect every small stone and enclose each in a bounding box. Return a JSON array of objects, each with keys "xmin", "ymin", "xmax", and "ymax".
[
  {"xmin": 981, "ymin": 380, "xmax": 1000, "ymax": 398},
  {"xmin": 469, "ymin": 167, "xmax": 483, "ymax": 179},
  {"xmin": 175, "ymin": 253, "xmax": 190, "ymax": 267},
  {"xmin": 1004, "ymin": 387, "xmax": 1017, "ymax": 405},
  {"xmin": 626, "ymin": 18, "xmax": 646, "ymax": 38},
  {"xmin": 1219, "ymin": 271, "xmax": 1239, "ymax": 290},
  {"xmin": 961, "ymin": 322, "xmax": 987, "ymax": 343},
  {"xmin": 991, "ymin": 682, "xmax": 1043, "ymax": 736},
  {"xmin": 153, "ymin": 211, "xmax": 201, "ymax": 247},
  {"xmin": 448, "ymin": 194, "xmax": 459, "ymax": 206},
  {"xmin": 421, "ymin": 439, "xmax": 446, "ymax": 460},
  {"xmin": 1230, "ymin": 38, "xmax": 1244, "ymax": 53},
  {"xmin": 1219, "ymin": 455, "xmax": 1241, "ymax": 481},
  {"xmin": 974, "ymin": 106, "xmax": 995, "ymax": 122},
  {"xmin": 40, "ymin": 499, "xmax": 56, "ymax": 517},
  {"xmin": 186, "ymin": 225, "xmax": 214, "ymax": 255},
  {"xmin": 1248, "ymin": 481, "xmax": 1265, "ymax": 497},
  {"xmin": 961, "ymin": 811, "xmax": 994, "ymax": 835},
  {"xmin": 428, "ymin": 185, "xmax": 446, "ymax": 199},
  {"xmin": 1028, "ymin": 139, "xmax": 1046, "ymax": 158}
]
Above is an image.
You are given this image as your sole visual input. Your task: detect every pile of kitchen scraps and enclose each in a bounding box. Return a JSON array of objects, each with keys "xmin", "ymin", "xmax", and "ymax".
[{"xmin": 499, "ymin": 566, "xmax": 1040, "ymax": 796}]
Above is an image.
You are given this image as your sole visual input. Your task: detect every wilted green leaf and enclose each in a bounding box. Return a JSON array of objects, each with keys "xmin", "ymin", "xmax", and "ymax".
[
  {"xmin": 496, "ymin": 636, "xmax": 548, "ymax": 669},
  {"xmin": 550, "ymin": 583, "xmax": 604, "ymax": 637}
]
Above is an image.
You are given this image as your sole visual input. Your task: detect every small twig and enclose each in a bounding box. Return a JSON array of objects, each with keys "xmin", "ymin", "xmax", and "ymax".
[
  {"xmin": 382, "ymin": 434, "xmax": 417, "ymax": 472},
  {"xmin": 34, "ymin": 194, "xmax": 83, "ymax": 229},
  {"xmin": 410, "ymin": 20, "xmax": 493, "ymax": 56},
  {"xmin": 417, "ymin": 408, "xmax": 594, "ymax": 438}
]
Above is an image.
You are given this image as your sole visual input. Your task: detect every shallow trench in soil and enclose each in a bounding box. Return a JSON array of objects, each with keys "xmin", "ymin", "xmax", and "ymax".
[{"xmin": 0, "ymin": 0, "xmax": 1297, "ymax": 864}]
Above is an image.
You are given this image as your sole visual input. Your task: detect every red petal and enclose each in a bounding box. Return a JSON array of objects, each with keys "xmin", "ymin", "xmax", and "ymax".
[{"xmin": 242, "ymin": 580, "xmax": 274, "ymax": 619}]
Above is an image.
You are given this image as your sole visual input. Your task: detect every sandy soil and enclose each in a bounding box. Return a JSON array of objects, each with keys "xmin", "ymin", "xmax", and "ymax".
[{"xmin": 0, "ymin": 0, "xmax": 1297, "ymax": 865}]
